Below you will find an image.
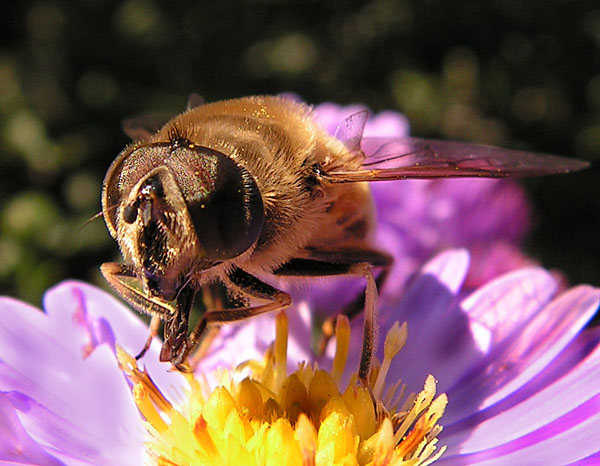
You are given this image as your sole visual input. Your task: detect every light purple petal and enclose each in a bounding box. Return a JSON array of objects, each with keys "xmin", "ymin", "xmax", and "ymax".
[
  {"xmin": 569, "ymin": 449, "xmax": 600, "ymax": 465},
  {"xmin": 461, "ymin": 268, "xmax": 558, "ymax": 352},
  {"xmin": 0, "ymin": 281, "xmax": 188, "ymax": 464},
  {"xmin": 0, "ymin": 295, "xmax": 146, "ymax": 464},
  {"xmin": 446, "ymin": 285, "xmax": 599, "ymax": 424},
  {"xmin": 0, "ymin": 394, "xmax": 66, "ymax": 466},
  {"xmin": 477, "ymin": 285, "xmax": 599, "ymax": 407},
  {"xmin": 43, "ymin": 281, "xmax": 186, "ymax": 396},
  {"xmin": 440, "ymin": 337, "xmax": 600, "ymax": 465}
]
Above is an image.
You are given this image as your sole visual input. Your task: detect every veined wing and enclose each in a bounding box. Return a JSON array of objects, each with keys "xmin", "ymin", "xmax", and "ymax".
[{"xmin": 323, "ymin": 137, "xmax": 589, "ymax": 183}]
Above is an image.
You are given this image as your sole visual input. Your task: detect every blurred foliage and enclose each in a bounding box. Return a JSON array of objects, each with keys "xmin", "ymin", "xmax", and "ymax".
[{"xmin": 0, "ymin": 0, "xmax": 599, "ymax": 306}]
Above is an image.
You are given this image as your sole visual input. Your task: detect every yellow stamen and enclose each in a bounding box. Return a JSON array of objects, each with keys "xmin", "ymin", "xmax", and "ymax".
[
  {"xmin": 331, "ymin": 315, "xmax": 351, "ymax": 383},
  {"xmin": 116, "ymin": 344, "xmax": 172, "ymax": 414},
  {"xmin": 133, "ymin": 382, "xmax": 168, "ymax": 433},
  {"xmin": 342, "ymin": 385, "xmax": 376, "ymax": 440},
  {"xmin": 373, "ymin": 321, "xmax": 407, "ymax": 398},
  {"xmin": 237, "ymin": 377, "xmax": 264, "ymax": 419},
  {"xmin": 275, "ymin": 312, "xmax": 288, "ymax": 389},
  {"xmin": 280, "ymin": 373, "xmax": 309, "ymax": 424},
  {"xmin": 294, "ymin": 414, "xmax": 317, "ymax": 463},
  {"xmin": 394, "ymin": 375, "xmax": 439, "ymax": 445},
  {"xmin": 193, "ymin": 416, "xmax": 219, "ymax": 459},
  {"xmin": 119, "ymin": 315, "xmax": 447, "ymax": 465}
]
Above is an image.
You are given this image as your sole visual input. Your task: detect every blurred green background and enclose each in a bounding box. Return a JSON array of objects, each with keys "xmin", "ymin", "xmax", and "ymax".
[{"xmin": 1, "ymin": 0, "xmax": 599, "ymax": 306}]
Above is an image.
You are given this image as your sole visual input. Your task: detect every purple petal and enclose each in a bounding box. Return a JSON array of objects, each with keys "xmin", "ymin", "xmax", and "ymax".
[
  {"xmin": 446, "ymin": 285, "xmax": 599, "ymax": 424},
  {"xmin": 477, "ymin": 286, "xmax": 599, "ymax": 407},
  {"xmin": 440, "ymin": 337, "xmax": 600, "ymax": 464},
  {"xmin": 0, "ymin": 394, "xmax": 65, "ymax": 466},
  {"xmin": 419, "ymin": 248, "xmax": 471, "ymax": 293},
  {"xmin": 380, "ymin": 262, "xmax": 551, "ymax": 396},
  {"xmin": 0, "ymin": 295, "xmax": 146, "ymax": 464},
  {"xmin": 0, "ymin": 281, "xmax": 187, "ymax": 464},
  {"xmin": 461, "ymin": 268, "xmax": 558, "ymax": 352},
  {"xmin": 317, "ymin": 250, "xmax": 470, "ymax": 391},
  {"xmin": 376, "ymin": 250, "xmax": 471, "ymax": 392},
  {"xmin": 43, "ymin": 281, "xmax": 186, "ymax": 395}
]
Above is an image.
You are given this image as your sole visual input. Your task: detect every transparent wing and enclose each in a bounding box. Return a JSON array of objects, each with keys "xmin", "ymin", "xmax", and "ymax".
[
  {"xmin": 185, "ymin": 92, "xmax": 205, "ymax": 110},
  {"xmin": 122, "ymin": 94, "xmax": 203, "ymax": 141},
  {"xmin": 333, "ymin": 110, "xmax": 368, "ymax": 152},
  {"xmin": 122, "ymin": 113, "xmax": 173, "ymax": 141},
  {"xmin": 323, "ymin": 137, "xmax": 589, "ymax": 183}
]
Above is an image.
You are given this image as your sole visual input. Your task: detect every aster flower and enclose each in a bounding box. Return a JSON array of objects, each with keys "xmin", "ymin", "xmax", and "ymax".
[{"xmin": 1, "ymin": 248, "xmax": 599, "ymax": 465}]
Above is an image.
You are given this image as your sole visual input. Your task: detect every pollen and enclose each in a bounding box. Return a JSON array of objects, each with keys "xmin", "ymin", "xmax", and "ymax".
[{"xmin": 118, "ymin": 314, "xmax": 447, "ymax": 465}]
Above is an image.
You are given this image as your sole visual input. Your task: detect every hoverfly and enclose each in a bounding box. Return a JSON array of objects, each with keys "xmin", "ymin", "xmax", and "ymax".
[{"xmin": 101, "ymin": 95, "xmax": 588, "ymax": 381}]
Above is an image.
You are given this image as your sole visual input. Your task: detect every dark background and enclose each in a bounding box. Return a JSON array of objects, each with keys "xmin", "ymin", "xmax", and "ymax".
[{"xmin": 1, "ymin": 0, "xmax": 598, "ymax": 306}]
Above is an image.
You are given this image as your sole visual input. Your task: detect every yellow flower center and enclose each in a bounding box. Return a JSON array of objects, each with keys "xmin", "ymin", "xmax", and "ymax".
[{"xmin": 118, "ymin": 314, "xmax": 447, "ymax": 466}]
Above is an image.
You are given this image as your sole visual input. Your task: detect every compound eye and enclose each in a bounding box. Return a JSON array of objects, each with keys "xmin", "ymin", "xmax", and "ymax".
[{"xmin": 173, "ymin": 146, "xmax": 265, "ymax": 261}]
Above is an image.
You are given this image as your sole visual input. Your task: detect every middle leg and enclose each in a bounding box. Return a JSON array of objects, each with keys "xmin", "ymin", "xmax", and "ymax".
[{"xmin": 273, "ymin": 247, "xmax": 392, "ymax": 383}]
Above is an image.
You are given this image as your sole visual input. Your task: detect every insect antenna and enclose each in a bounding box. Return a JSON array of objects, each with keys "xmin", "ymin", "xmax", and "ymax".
[{"xmin": 79, "ymin": 210, "xmax": 104, "ymax": 231}]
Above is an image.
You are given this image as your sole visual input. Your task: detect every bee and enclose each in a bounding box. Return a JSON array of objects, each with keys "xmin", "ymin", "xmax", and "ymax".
[{"xmin": 101, "ymin": 95, "xmax": 588, "ymax": 381}]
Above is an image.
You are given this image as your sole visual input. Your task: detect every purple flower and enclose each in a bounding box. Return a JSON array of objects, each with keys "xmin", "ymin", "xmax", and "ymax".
[
  {"xmin": 404, "ymin": 251, "xmax": 600, "ymax": 464},
  {"xmin": 1, "ymin": 249, "xmax": 598, "ymax": 464}
]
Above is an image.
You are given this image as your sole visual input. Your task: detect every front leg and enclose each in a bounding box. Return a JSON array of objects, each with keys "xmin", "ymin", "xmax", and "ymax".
[
  {"xmin": 100, "ymin": 262, "xmax": 176, "ymax": 318},
  {"xmin": 159, "ymin": 285, "xmax": 196, "ymax": 369},
  {"xmin": 101, "ymin": 262, "xmax": 186, "ymax": 364}
]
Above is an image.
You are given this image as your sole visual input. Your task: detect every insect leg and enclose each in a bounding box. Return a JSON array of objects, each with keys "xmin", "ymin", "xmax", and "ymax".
[
  {"xmin": 100, "ymin": 262, "xmax": 176, "ymax": 318},
  {"xmin": 186, "ymin": 284, "xmax": 226, "ymax": 369},
  {"xmin": 320, "ymin": 268, "xmax": 391, "ymax": 356},
  {"xmin": 299, "ymin": 249, "xmax": 392, "ymax": 353},
  {"xmin": 136, "ymin": 315, "xmax": 161, "ymax": 360},
  {"xmin": 101, "ymin": 262, "xmax": 181, "ymax": 362},
  {"xmin": 160, "ymin": 285, "xmax": 196, "ymax": 370},
  {"xmin": 273, "ymin": 248, "xmax": 392, "ymax": 384},
  {"xmin": 183, "ymin": 268, "xmax": 292, "ymax": 366}
]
